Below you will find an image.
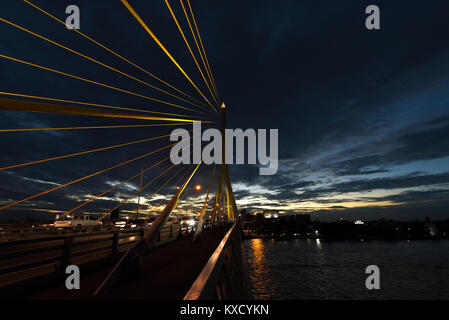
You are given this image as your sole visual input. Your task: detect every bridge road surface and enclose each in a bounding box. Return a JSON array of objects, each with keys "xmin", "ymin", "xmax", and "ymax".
[{"xmin": 31, "ymin": 227, "xmax": 230, "ymax": 299}]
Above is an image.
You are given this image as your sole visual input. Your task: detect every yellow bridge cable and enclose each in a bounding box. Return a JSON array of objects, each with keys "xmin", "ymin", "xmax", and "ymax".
[
  {"xmin": 23, "ymin": 0, "xmax": 205, "ymax": 108},
  {"xmin": 186, "ymin": 0, "xmax": 221, "ymax": 103},
  {"xmin": 179, "ymin": 0, "xmax": 219, "ymax": 103},
  {"xmin": 0, "ymin": 91, "xmax": 210, "ymax": 120},
  {"xmin": 121, "ymin": 0, "xmax": 217, "ymax": 114},
  {"xmin": 173, "ymin": 163, "xmax": 203, "ymax": 213},
  {"xmin": 102, "ymin": 164, "xmax": 177, "ymax": 220},
  {"xmin": 203, "ymin": 164, "xmax": 217, "ymax": 206},
  {"xmin": 165, "ymin": 0, "xmax": 219, "ymax": 108},
  {"xmin": 0, "ymin": 123, "xmax": 188, "ymax": 133},
  {"xmin": 192, "ymin": 164, "xmax": 216, "ymax": 239},
  {"xmin": 129, "ymin": 165, "xmax": 186, "ymax": 217},
  {"xmin": 0, "ymin": 54, "xmax": 204, "ymax": 115},
  {"xmin": 153, "ymin": 165, "xmax": 191, "ymax": 209},
  {"xmin": 0, "ymin": 130, "xmax": 187, "ymax": 171},
  {"xmin": 64, "ymin": 156, "xmax": 171, "ymax": 216},
  {"xmin": 174, "ymin": 162, "xmax": 202, "ymax": 205},
  {"xmin": 0, "ymin": 141, "xmax": 180, "ymax": 212},
  {"xmin": 179, "ymin": 164, "xmax": 216, "ymax": 213},
  {"xmin": 0, "ymin": 98, "xmax": 215, "ymax": 123},
  {"xmin": 0, "ymin": 18, "xmax": 206, "ymax": 112}
]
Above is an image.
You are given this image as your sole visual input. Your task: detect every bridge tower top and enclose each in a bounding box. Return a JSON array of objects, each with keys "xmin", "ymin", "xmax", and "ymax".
[{"xmin": 221, "ymin": 102, "xmax": 226, "ymax": 164}]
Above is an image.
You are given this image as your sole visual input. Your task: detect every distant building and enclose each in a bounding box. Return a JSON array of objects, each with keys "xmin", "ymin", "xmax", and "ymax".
[
  {"xmin": 242, "ymin": 210, "xmax": 311, "ymax": 226},
  {"xmin": 284, "ymin": 214, "xmax": 311, "ymax": 226},
  {"xmin": 263, "ymin": 210, "xmax": 279, "ymax": 219}
]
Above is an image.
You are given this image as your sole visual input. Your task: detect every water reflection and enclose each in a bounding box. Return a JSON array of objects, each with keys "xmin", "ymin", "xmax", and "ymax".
[
  {"xmin": 244, "ymin": 239, "xmax": 449, "ymax": 299},
  {"xmin": 245, "ymin": 239, "xmax": 274, "ymax": 299}
]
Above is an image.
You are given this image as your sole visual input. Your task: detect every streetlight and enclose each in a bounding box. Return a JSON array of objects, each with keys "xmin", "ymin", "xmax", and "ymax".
[{"xmin": 194, "ymin": 184, "xmax": 202, "ymax": 201}]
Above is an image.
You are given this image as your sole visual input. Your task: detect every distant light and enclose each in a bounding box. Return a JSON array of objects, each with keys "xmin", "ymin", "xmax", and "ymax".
[
  {"xmin": 354, "ymin": 220, "xmax": 364, "ymax": 225},
  {"xmin": 176, "ymin": 186, "xmax": 180, "ymax": 190},
  {"xmin": 195, "ymin": 184, "xmax": 202, "ymax": 191},
  {"xmin": 264, "ymin": 212, "xmax": 272, "ymax": 219}
]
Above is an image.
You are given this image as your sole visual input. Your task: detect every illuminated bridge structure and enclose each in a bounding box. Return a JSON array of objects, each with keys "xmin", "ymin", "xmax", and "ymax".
[{"xmin": 0, "ymin": 0, "xmax": 249, "ymax": 299}]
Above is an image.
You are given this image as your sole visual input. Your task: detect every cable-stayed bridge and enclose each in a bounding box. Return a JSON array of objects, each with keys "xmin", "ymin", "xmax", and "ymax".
[{"xmin": 0, "ymin": 0, "xmax": 249, "ymax": 299}]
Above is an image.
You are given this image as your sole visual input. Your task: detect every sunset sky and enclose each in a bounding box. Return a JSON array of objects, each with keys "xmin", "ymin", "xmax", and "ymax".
[{"xmin": 1, "ymin": 0, "xmax": 449, "ymax": 222}]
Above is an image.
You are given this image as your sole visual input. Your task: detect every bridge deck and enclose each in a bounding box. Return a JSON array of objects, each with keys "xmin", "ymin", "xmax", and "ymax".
[{"xmin": 30, "ymin": 227, "xmax": 229, "ymax": 300}]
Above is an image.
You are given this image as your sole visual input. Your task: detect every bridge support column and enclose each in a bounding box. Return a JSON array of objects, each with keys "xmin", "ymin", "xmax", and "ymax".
[{"xmin": 211, "ymin": 103, "xmax": 238, "ymax": 225}]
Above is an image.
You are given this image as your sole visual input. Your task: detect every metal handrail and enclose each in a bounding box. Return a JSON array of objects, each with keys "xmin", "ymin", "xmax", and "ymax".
[
  {"xmin": 184, "ymin": 219, "xmax": 250, "ymax": 300},
  {"xmin": 0, "ymin": 224, "xmax": 178, "ymax": 280},
  {"xmin": 0, "ymin": 230, "xmax": 113, "ymax": 248}
]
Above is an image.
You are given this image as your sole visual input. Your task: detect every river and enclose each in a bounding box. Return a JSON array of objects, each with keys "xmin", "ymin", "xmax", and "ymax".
[{"xmin": 243, "ymin": 239, "xmax": 449, "ymax": 299}]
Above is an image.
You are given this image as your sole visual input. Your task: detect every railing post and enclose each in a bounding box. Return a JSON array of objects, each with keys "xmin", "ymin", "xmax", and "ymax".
[
  {"xmin": 60, "ymin": 235, "xmax": 73, "ymax": 270},
  {"xmin": 111, "ymin": 231, "xmax": 119, "ymax": 256}
]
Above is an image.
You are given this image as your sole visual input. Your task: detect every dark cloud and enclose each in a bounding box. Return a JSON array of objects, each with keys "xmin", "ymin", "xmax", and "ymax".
[{"xmin": 1, "ymin": 1, "xmax": 449, "ymax": 221}]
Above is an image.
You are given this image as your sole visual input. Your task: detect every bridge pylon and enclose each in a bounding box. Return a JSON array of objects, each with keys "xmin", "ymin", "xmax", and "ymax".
[{"xmin": 211, "ymin": 103, "xmax": 238, "ymax": 224}]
